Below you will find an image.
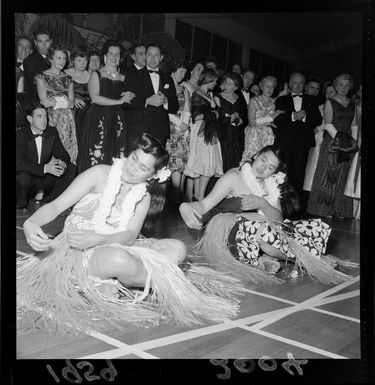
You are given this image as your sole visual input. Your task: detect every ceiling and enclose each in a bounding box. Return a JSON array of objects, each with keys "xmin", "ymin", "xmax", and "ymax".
[{"xmin": 227, "ymin": 12, "xmax": 363, "ymax": 58}]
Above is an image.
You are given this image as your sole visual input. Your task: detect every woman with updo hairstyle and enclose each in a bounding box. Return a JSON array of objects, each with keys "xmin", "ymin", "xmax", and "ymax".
[
  {"xmin": 35, "ymin": 43, "xmax": 78, "ymax": 163},
  {"xmin": 242, "ymin": 75, "xmax": 284, "ymax": 162},
  {"xmin": 214, "ymin": 71, "xmax": 247, "ymax": 172},
  {"xmin": 65, "ymin": 46, "xmax": 91, "ymax": 148},
  {"xmin": 77, "ymin": 39, "xmax": 136, "ymax": 174},
  {"xmin": 307, "ymin": 73, "xmax": 358, "ymax": 218},
  {"xmin": 184, "ymin": 68, "xmax": 223, "ymax": 201}
]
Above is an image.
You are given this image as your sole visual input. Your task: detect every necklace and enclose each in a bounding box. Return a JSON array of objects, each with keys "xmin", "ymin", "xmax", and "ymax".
[
  {"xmin": 240, "ymin": 163, "xmax": 284, "ymax": 215},
  {"xmin": 91, "ymin": 158, "xmax": 147, "ymax": 234},
  {"xmin": 334, "ymin": 95, "xmax": 349, "ymax": 106},
  {"xmin": 103, "ymin": 66, "xmax": 118, "ymax": 79}
]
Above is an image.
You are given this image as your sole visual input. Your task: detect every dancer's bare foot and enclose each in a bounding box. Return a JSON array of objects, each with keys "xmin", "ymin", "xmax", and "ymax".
[{"xmin": 257, "ymin": 255, "xmax": 281, "ymax": 273}]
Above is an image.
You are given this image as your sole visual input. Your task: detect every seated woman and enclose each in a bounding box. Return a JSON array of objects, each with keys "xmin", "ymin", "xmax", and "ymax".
[
  {"xmin": 18, "ymin": 134, "xmax": 245, "ymax": 333},
  {"xmin": 180, "ymin": 145, "xmax": 358, "ymax": 285}
]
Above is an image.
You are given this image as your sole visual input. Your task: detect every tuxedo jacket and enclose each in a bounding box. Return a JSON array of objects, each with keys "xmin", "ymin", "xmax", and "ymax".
[
  {"xmin": 124, "ymin": 67, "xmax": 179, "ymax": 142},
  {"xmin": 16, "ymin": 125, "xmax": 71, "ymax": 177},
  {"xmin": 273, "ymin": 93, "xmax": 322, "ymax": 150},
  {"xmin": 23, "ymin": 52, "xmax": 51, "ymax": 103}
]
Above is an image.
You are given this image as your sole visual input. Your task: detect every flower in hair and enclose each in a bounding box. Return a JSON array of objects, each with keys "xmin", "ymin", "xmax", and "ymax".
[
  {"xmin": 153, "ymin": 166, "xmax": 171, "ymax": 183},
  {"xmin": 274, "ymin": 171, "xmax": 286, "ymax": 185}
]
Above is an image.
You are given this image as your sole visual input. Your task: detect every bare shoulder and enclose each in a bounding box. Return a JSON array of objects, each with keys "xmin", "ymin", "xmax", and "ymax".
[{"xmin": 81, "ymin": 164, "xmax": 112, "ymax": 193}]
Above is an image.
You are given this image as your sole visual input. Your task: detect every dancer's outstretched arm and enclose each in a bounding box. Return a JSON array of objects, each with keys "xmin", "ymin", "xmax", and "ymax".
[
  {"xmin": 179, "ymin": 171, "xmax": 238, "ymax": 229},
  {"xmin": 23, "ymin": 165, "xmax": 108, "ymax": 251}
]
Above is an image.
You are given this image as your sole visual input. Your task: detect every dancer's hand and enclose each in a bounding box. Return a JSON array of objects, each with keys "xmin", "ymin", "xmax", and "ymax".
[
  {"xmin": 179, "ymin": 203, "xmax": 202, "ymax": 230},
  {"xmin": 67, "ymin": 230, "xmax": 102, "ymax": 250},
  {"xmin": 23, "ymin": 220, "xmax": 52, "ymax": 251},
  {"xmin": 241, "ymin": 194, "xmax": 266, "ymax": 211}
]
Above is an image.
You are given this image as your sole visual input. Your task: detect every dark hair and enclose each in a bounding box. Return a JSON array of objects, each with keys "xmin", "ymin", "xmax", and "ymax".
[
  {"xmin": 46, "ymin": 44, "xmax": 68, "ymax": 61},
  {"xmin": 101, "ymin": 40, "xmax": 123, "ymax": 59},
  {"xmin": 242, "ymin": 145, "xmax": 301, "ymax": 219},
  {"xmin": 306, "ymin": 77, "xmax": 321, "ymax": 86},
  {"xmin": 198, "ymin": 68, "xmax": 218, "ymax": 86},
  {"xmin": 33, "ymin": 27, "xmax": 52, "ymax": 40},
  {"xmin": 146, "ymin": 42, "xmax": 164, "ymax": 55},
  {"xmin": 130, "ymin": 41, "xmax": 146, "ymax": 55},
  {"xmin": 70, "ymin": 46, "xmax": 88, "ymax": 62},
  {"xmin": 132, "ymin": 133, "xmax": 170, "ymax": 235},
  {"xmin": 25, "ymin": 101, "xmax": 46, "ymax": 116},
  {"xmin": 16, "ymin": 36, "xmax": 32, "ymax": 47},
  {"xmin": 223, "ymin": 71, "xmax": 243, "ymax": 89},
  {"xmin": 232, "ymin": 63, "xmax": 242, "ymax": 71},
  {"xmin": 170, "ymin": 58, "xmax": 187, "ymax": 74},
  {"xmin": 204, "ymin": 56, "xmax": 217, "ymax": 67},
  {"xmin": 243, "ymin": 67, "xmax": 256, "ymax": 77}
]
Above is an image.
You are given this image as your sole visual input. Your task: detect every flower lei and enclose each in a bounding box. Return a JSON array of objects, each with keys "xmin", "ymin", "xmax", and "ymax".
[
  {"xmin": 91, "ymin": 158, "xmax": 147, "ymax": 234},
  {"xmin": 240, "ymin": 162, "xmax": 285, "ymax": 214}
]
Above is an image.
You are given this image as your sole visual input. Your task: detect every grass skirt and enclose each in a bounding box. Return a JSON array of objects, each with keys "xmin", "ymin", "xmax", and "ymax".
[
  {"xmin": 17, "ymin": 232, "xmax": 247, "ymax": 334},
  {"xmin": 196, "ymin": 213, "xmax": 358, "ymax": 285}
]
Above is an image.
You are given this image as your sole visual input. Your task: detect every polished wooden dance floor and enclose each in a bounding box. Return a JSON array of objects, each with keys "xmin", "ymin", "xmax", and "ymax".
[{"xmin": 16, "ymin": 199, "xmax": 360, "ymax": 359}]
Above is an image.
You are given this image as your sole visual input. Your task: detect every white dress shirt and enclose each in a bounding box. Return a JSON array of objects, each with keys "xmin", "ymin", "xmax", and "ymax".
[
  {"xmin": 32, "ymin": 133, "xmax": 43, "ymax": 164},
  {"xmin": 291, "ymin": 93, "xmax": 306, "ymax": 122},
  {"xmin": 147, "ymin": 66, "xmax": 160, "ymax": 94},
  {"xmin": 241, "ymin": 89, "xmax": 250, "ymax": 106}
]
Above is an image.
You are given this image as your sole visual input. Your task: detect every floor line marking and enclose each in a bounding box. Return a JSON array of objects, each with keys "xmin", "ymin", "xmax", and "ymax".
[
  {"xmin": 248, "ymin": 277, "xmax": 360, "ymax": 332},
  {"xmin": 240, "ymin": 327, "xmax": 348, "ymax": 359},
  {"xmin": 130, "ymin": 308, "xmax": 288, "ymax": 352},
  {"xmin": 81, "ymin": 330, "xmax": 159, "ymax": 359},
  {"xmin": 309, "ymin": 290, "xmax": 359, "ymax": 307},
  {"xmin": 242, "ymin": 288, "xmax": 298, "ymax": 305}
]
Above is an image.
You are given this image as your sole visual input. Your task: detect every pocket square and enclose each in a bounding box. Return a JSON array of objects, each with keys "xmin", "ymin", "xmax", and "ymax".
[{"xmin": 164, "ymin": 84, "xmax": 170, "ymax": 89}]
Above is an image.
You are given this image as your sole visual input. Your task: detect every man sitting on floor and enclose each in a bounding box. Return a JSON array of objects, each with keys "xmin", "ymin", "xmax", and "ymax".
[{"xmin": 16, "ymin": 102, "xmax": 76, "ymax": 209}]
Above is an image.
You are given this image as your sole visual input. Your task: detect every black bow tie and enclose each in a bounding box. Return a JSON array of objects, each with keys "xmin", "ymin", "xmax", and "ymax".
[
  {"xmin": 242, "ymin": 88, "xmax": 249, "ymax": 93},
  {"xmin": 16, "ymin": 61, "xmax": 22, "ymax": 68},
  {"xmin": 292, "ymin": 94, "xmax": 303, "ymax": 98},
  {"xmin": 148, "ymin": 69, "xmax": 160, "ymax": 75},
  {"xmin": 32, "ymin": 132, "xmax": 44, "ymax": 138}
]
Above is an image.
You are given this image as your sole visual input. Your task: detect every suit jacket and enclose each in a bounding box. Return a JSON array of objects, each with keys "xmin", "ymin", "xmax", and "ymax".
[
  {"xmin": 16, "ymin": 125, "xmax": 71, "ymax": 177},
  {"xmin": 124, "ymin": 67, "xmax": 179, "ymax": 142},
  {"xmin": 23, "ymin": 52, "xmax": 51, "ymax": 103},
  {"xmin": 273, "ymin": 93, "xmax": 322, "ymax": 150}
]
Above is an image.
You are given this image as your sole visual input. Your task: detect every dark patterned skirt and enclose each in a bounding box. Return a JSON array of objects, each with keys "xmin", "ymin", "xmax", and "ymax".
[{"xmin": 77, "ymin": 104, "xmax": 127, "ymax": 174}]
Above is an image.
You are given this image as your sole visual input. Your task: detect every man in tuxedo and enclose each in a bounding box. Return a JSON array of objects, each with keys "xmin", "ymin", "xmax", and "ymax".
[
  {"xmin": 16, "ymin": 102, "xmax": 76, "ymax": 209},
  {"xmin": 23, "ymin": 28, "xmax": 52, "ymax": 104},
  {"xmin": 122, "ymin": 41, "xmax": 146, "ymax": 75},
  {"xmin": 273, "ymin": 72, "xmax": 322, "ymax": 208},
  {"xmin": 124, "ymin": 42, "xmax": 179, "ymax": 149},
  {"xmin": 237, "ymin": 68, "xmax": 256, "ymax": 108},
  {"xmin": 16, "ymin": 36, "xmax": 33, "ymax": 71}
]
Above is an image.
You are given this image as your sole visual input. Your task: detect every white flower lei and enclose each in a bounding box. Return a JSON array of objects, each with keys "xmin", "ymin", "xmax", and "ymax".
[
  {"xmin": 240, "ymin": 162, "xmax": 285, "ymax": 214},
  {"xmin": 91, "ymin": 158, "xmax": 147, "ymax": 234}
]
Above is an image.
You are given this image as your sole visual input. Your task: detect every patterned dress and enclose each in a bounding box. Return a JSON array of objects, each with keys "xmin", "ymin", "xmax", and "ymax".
[
  {"xmin": 77, "ymin": 71, "xmax": 127, "ymax": 173},
  {"xmin": 165, "ymin": 84, "xmax": 190, "ymax": 172},
  {"xmin": 307, "ymin": 98, "xmax": 355, "ymax": 217},
  {"xmin": 35, "ymin": 72, "xmax": 78, "ymax": 164},
  {"xmin": 242, "ymin": 96, "xmax": 275, "ymax": 161}
]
